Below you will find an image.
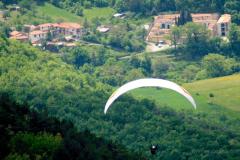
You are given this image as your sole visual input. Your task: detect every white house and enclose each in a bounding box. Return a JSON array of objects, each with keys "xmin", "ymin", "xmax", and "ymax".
[
  {"xmin": 217, "ymin": 14, "xmax": 231, "ymax": 37},
  {"xmin": 29, "ymin": 30, "xmax": 48, "ymax": 43}
]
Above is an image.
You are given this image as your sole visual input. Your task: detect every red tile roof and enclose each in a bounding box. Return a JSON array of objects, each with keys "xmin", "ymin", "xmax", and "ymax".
[
  {"xmin": 52, "ymin": 22, "xmax": 82, "ymax": 29},
  {"xmin": 10, "ymin": 31, "xmax": 22, "ymax": 36}
]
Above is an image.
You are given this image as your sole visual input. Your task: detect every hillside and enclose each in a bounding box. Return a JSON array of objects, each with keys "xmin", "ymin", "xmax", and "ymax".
[
  {"xmin": 185, "ymin": 74, "xmax": 240, "ymax": 111},
  {"xmin": 1, "ymin": 36, "xmax": 240, "ymax": 159},
  {"xmin": 0, "ymin": 94, "xmax": 143, "ymax": 160},
  {"xmin": 36, "ymin": 3, "xmax": 115, "ymax": 23},
  {"xmin": 1, "ymin": 0, "xmax": 240, "ymax": 159},
  {"xmin": 131, "ymin": 74, "xmax": 240, "ymax": 118}
]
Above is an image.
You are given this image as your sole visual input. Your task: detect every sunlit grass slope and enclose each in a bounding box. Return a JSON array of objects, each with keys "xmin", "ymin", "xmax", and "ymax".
[
  {"xmin": 83, "ymin": 7, "xmax": 115, "ymax": 21},
  {"xmin": 130, "ymin": 74, "xmax": 240, "ymax": 117},
  {"xmin": 37, "ymin": 3, "xmax": 115, "ymax": 23},
  {"xmin": 37, "ymin": 3, "xmax": 82, "ymax": 22},
  {"xmin": 185, "ymin": 74, "xmax": 240, "ymax": 111}
]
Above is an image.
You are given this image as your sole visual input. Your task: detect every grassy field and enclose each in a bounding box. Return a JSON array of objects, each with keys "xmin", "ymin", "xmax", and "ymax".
[
  {"xmin": 37, "ymin": 3, "xmax": 115, "ymax": 23},
  {"xmin": 37, "ymin": 3, "xmax": 82, "ymax": 22},
  {"xmin": 83, "ymin": 7, "xmax": 115, "ymax": 21},
  {"xmin": 185, "ymin": 74, "xmax": 240, "ymax": 111},
  {"xmin": 130, "ymin": 74, "xmax": 240, "ymax": 118}
]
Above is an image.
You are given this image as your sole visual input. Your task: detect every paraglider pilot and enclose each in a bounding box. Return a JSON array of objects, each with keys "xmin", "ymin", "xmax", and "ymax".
[{"xmin": 150, "ymin": 145, "xmax": 158, "ymax": 155}]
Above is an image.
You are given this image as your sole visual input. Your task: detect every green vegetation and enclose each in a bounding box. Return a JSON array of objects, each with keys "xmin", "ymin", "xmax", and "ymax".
[
  {"xmin": 37, "ymin": 3, "xmax": 115, "ymax": 23},
  {"xmin": 1, "ymin": 33, "xmax": 240, "ymax": 159},
  {"xmin": 83, "ymin": 7, "xmax": 115, "ymax": 21},
  {"xmin": 0, "ymin": 94, "xmax": 142, "ymax": 160},
  {"xmin": 185, "ymin": 74, "xmax": 240, "ymax": 112},
  {"xmin": 0, "ymin": 0, "xmax": 240, "ymax": 159},
  {"xmin": 37, "ymin": 3, "xmax": 82, "ymax": 22},
  {"xmin": 131, "ymin": 74, "xmax": 240, "ymax": 112},
  {"xmin": 42, "ymin": 0, "xmax": 240, "ymax": 24}
]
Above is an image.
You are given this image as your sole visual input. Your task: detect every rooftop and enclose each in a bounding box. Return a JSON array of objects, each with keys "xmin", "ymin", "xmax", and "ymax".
[
  {"xmin": 10, "ymin": 35, "xmax": 28, "ymax": 40},
  {"xmin": 55, "ymin": 22, "xmax": 82, "ymax": 29},
  {"xmin": 217, "ymin": 14, "xmax": 231, "ymax": 23},
  {"xmin": 10, "ymin": 31, "xmax": 22, "ymax": 36}
]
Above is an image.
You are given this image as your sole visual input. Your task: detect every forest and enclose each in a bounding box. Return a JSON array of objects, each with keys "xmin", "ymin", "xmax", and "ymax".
[
  {"xmin": 0, "ymin": 93, "xmax": 143, "ymax": 160},
  {"xmin": 2, "ymin": 0, "xmax": 240, "ymax": 24},
  {"xmin": 0, "ymin": 33, "xmax": 240, "ymax": 159},
  {"xmin": 0, "ymin": 0, "xmax": 240, "ymax": 159}
]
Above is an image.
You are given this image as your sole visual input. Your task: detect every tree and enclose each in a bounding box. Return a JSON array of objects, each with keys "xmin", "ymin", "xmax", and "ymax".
[
  {"xmin": 140, "ymin": 54, "xmax": 152, "ymax": 74},
  {"xmin": 181, "ymin": 65, "xmax": 200, "ymax": 82},
  {"xmin": 169, "ymin": 25, "xmax": 182, "ymax": 51},
  {"xmin": 84, "ymin": 1, "xmax": 92, "ymax": 8},
  {"xmin": 0, "ymin": 2, "xmax": 4, "ymax": 9},
  {"xmin": 62, "ymin": 47, "xmax": 90, "ymax": 68},
  {"xmin": 75, "ymin": 7, "xmax": 84, "ymax": 16},
  {"xmin": 152, "ymin": 58, "xmax": 171, "ymax": 78},
  {"xmin": 83, "ymin": 18, "xmax": 89, "ymax": 29},
  {"xmin": 224, "ymin": 0, "xmax": 240, "ymax": 24},
  {"xmin": 177, "ymin": 10, "xmax": 192, "ymax": 26},
  {"xmin": 228, "ymin": 23, "xmax": 240, "ymax": 56},
  {"xmin": 202, "ymin": 53, "xmax": 235, "ymax": 77},
  {"xmin": 114, "ymin": 0, "xmax": 127, "ymax": 12},
  {"xmin": 175, "ymin": 0, "xmax": 192, "ymax": 10},
  {"xmin": 124, "ymin": 68, "xmax": 145, "ymax": 82},
  {"xmin": 0, "ymin": 22, "xmax": 10, "ymax": 37},
  {"xmin": 184, "ymin": 22, "xmax": 210, "ymax": 59},
  {"xmin": 19, "ymin": 0, "xmax": 35, "ymax": 10}
]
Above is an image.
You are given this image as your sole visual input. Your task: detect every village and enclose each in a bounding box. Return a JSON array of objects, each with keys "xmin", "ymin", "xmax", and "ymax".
[
  {"xmin": 9, "ymin": 22, "xmax": 85, "ymax": 47},
  {"xmin": 147, "ymin": 13, "xmax": 231, "ymax": 43},
  {"xmin": 1, "ymin": 4, "xmax": 232, "ymax": 52},
  {"xmin": 1, "ymin": 1, "xmax": 240, "ymax": 159}
]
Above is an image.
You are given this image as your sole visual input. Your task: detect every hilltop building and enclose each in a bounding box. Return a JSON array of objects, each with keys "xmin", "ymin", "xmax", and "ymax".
[{"xmin": 147, "ymin": 13, "xmax": 231, "ymax": 43}]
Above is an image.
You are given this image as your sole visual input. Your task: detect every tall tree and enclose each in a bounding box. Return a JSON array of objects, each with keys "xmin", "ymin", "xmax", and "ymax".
[
  {"xmin": 177, "ymin": 10, "xmax": 192, "ymax": 26},
  {"xmin": 228, "ymin": 23, "xmax": 240, "ymax": 56},
  {"xmin": 184, "ymin": 22, "xmax": 210, "ymax": 59}
]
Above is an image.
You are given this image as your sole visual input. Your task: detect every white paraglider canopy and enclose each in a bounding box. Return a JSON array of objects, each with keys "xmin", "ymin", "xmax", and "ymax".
[{"xmin": 104, "ymin": 78, "xmax": 196, "ymax": 114}]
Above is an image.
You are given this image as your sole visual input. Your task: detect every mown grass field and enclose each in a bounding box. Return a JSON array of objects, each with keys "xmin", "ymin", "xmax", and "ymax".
[
  {"xmin": 83, "ymin": 7, "xmax": 115, "ymax": 21},
  {"xmin": 37, "ymin": 3, "xmax": 82, "ymax": 22},
  {"xmin": 37, "ymin": 3, "xmax": 115, "ymax": 23},
  {"xmin": 130, "ymin": 74, "xmax": 240, "ymax": 118}
]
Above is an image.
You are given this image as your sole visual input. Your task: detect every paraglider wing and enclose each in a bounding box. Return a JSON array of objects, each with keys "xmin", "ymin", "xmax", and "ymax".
[{"xmin": 104, "ymin": 78, "xmax": 196, "ymax": 114}]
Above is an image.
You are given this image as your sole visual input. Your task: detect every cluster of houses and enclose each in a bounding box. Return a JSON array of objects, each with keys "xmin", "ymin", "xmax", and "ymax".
[
  {"xmin": 147, "ymin": 13, "xmax": 231, "ymax": 44},
  {"xmin": 9, "ymin": 22, "xmax": 84, "ymax": 46},
  {"xmin": 7, "ymin": 11, "xmax": 232, "ymax": 48}
]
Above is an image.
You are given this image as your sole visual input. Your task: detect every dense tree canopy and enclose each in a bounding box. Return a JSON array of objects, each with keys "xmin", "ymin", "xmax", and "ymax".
[
  {"xmin": 1, "ymin": 34, "xmax": 240, "ymax": 159},
  {"xmin": 0, "ymin": 93, "xmax": 143, "ymax": 160},
  {"xmin": 2, "ymin": 0, "xmax": 239, "ymax": 24},
  {"xmin": 0, "ymin": 0, "xmax": 240, "ymax": 158}
]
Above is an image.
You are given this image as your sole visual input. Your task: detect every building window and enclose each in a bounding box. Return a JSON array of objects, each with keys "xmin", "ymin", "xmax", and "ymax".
[
  {"xmin": 161, "ymin": 24, "xmax": 165, "ymax": 29},
  {"xmin": 222, "ymin": 32, "xmax": 225, "ymax": 36},
  {"xmin": 221, "ymin": 23, "xmax": 225, "ymax": 28},
  {"xmin": 167, "ymin": 25, "xmax": 170, "ymax": 29}
]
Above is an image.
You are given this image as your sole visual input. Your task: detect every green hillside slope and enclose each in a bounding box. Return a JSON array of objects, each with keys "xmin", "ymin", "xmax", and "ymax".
[
  {"xmin": 185, "ymin": 74, "xmax": 240, "ymax": 111},
  {"xmin": 131, "ymin": 74, "xmax": 240, "ymax": 117},
  {"xmin": 36, "ymin": 3, "xmax": 115, "ymax": 23}
]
